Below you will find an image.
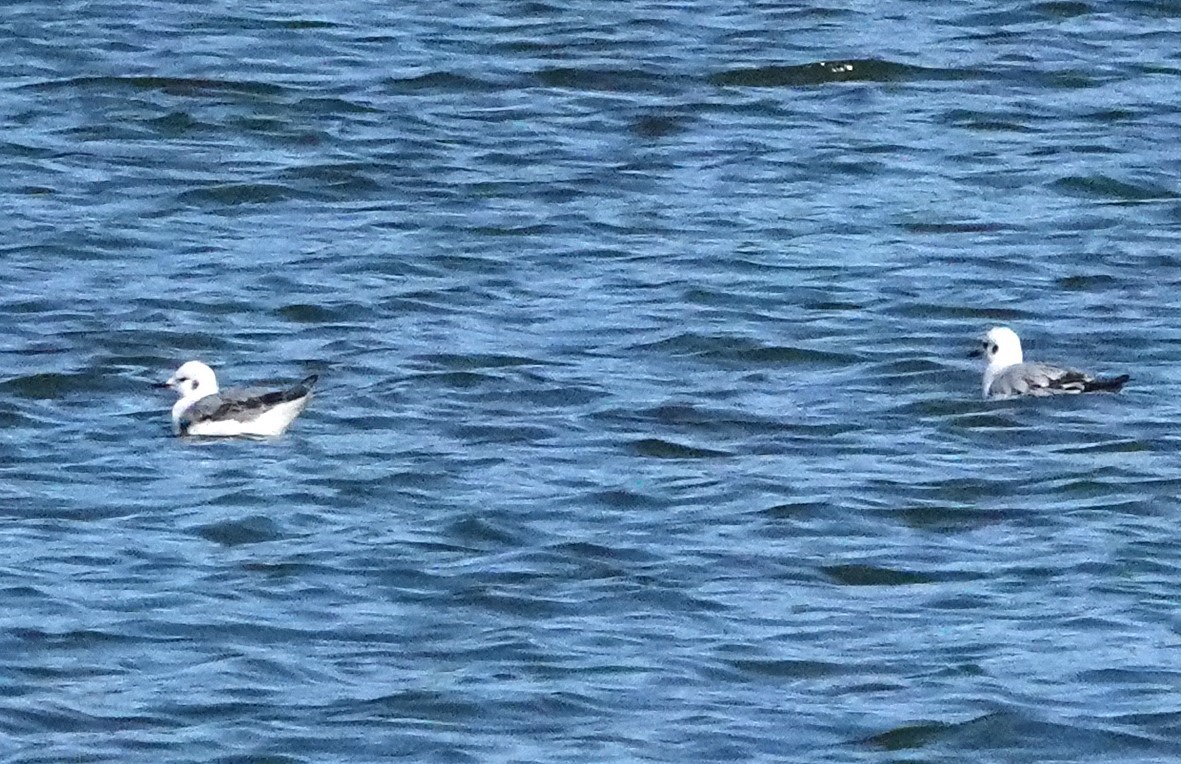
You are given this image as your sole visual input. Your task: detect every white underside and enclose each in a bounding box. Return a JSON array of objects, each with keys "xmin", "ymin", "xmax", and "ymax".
[{"xmin": 180, "ymin": 395, "xmax": 311, "ymax": 437}]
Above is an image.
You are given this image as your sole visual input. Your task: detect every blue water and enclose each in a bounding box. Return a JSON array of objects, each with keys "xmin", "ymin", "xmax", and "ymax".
[{"xmin": 4, "ymin": 1, "xmax": 1181, "ymax": 761}]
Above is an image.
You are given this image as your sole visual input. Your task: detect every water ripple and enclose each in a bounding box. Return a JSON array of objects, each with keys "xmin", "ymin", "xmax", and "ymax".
[{"xmin": 3, "ymin": 0, "xmax": 1181, "ymax": 761}]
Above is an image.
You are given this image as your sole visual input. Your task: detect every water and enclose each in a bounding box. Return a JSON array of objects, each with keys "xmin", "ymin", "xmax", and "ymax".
[{"xmin": 3, "ymin": 1, "xmax": 1181, "ymax": 761}]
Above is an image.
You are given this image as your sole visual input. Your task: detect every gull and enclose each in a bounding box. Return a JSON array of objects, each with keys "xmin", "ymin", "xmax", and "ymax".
[
  {"xmin": 157, "ymin": 361, "xmax": 317, "ymax": 436},
  {"xmin": 973, "ymin": 326, "xmax": 1129, "ymax": 399}
]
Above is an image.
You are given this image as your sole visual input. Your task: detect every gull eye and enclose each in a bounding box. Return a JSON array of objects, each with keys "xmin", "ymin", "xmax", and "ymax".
[{"xmin": 989, "ymin": 344, "xmax": 998, "ymax": 355}]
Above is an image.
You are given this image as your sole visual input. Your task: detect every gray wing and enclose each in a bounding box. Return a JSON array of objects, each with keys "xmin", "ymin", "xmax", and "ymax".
[
  {"xmin": 989, "ymin": 362, "xmax": 1090, "ymax": 397},
  {"xmin": 183, "ymin": 375, "xmax": 318, "ymax": 424}
]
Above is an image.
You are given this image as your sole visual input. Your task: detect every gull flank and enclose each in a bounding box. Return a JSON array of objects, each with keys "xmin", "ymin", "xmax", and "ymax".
[
  {"xmin": 157, "ymin": 361, "xmax": 317, "ymax": 436},
  {"xmin": 973, "ymin": 326, "xmax": 1129, "ymax": 399}
]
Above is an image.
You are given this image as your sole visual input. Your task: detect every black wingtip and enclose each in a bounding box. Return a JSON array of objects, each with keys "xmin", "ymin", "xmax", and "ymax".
[
  {"xmin": 1083, "ymin": 373, "xmax": 1129, "ymax": 393},
  {"xmin": 274, "ymin": 374, "xmax": 319, "ymax": 404}
]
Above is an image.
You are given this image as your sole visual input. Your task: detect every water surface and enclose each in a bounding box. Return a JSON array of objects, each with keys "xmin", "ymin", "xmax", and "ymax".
[{"xmin": 3, "ymin": 1, "xmax": 1181, "ymax": 761}]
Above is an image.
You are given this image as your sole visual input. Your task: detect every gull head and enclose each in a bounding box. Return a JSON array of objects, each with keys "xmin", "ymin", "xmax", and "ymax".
[
  {"xmin": 974, "ymin": 326, "xmax": 1024, "ymax": 370},
  {"xmin": 160, "ymin": 360, "xmax": 220, "ymax": 401}
]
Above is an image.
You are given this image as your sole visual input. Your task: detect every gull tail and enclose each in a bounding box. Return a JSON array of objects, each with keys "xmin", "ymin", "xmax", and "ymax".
[
  {"xmin": 289, "ymin": 375, "xmax": 318, "ymax": 399},
  {"xmin": 272, "ymin": 373, "xmax": 316, "ymax": 403},
  {"xmin": 1083, "ymin": 374, "xmax": 1129, "ymax": 393},
  {"xmin": 248, "ymin": 375, "xmax": 318, "ymax": 409}
]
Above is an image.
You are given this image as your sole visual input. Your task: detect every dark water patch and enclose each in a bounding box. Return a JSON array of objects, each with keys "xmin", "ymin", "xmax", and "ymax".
[
  {"xmin": 1056, "ymin": 274, "xmax": 1119, "ymax": 291},
  {"xmin": 431, "ymin": 253, "xmax": 515, "ymax": 275},
  {"xmin": 941, "ymin": 108, "xmax": 1041, "ymax": 133},
  {"xmin": 10, "ymin": 626, "xmax": 144, "ymax": 649},
  {"xmin": 625, "ymin": 583, "xmax": 729, "ymax": 615},
  {"xmin": 499, "ymin": 690, "xmax": 608, "ymax": 720},
  {"xmin": 1086, "ymin": 107, "xmax": 1138, "ymax": 122},
  {"xmin": 195, "ymin": 515, "xmax": 285, "ymax": 547},
  {"xmin": 405, "ymin": 370, "xmax": 499, "ymax": 390},
  {"xmin": 2, "ymin": 298, "xmax": 63, "ymax": 314},
  {"xmin": 315, "ymin": 471, "xmax": 425, "ymax": 499},
  {"xmin": 947, "ymin": 412, "xmax": 1025, "ymax": 429},
  {"xmin": 860, "ymin": 720, "xmax": 952, "ymax": 750},
  {"xmin": 631, "ymin": 333, "xmax": 860, "ymax": 366},
  {"xmin": 0, "ymin": 372, "xmax": 89, "ymax": 399},
  {"xmin": 631, "ymin": 403, "xmax": 782, "ymax": 432},
  {"xmin": 228, "ymin": 115, "xmax": 297, "ymax": 137},
  {"xmin": 680, "ymin": 285, "xmax": 776, "ymax": 309},
  {"xmin": 279, "ymin": 18, "xmax": 341, "ymax": 30},
  {"xmin": 906, "ymin": 477, "xmax": 1022, "ymax": 503},
  {"xmin": 1078, "ymin": 667, "xmax": 1181, "ymax": 685},
  {"xmin": 445, "ymin": 514, "xmax": 523, "ymax": 549},
  {"xmin": 926, "ymin": 592, "xmax": 994, "ymax": 610},
  {"xmin": 0, "ymin": 405, "xmax": 30, "ymax": 428},
  {"xmin": 1001, "ymin": 66, "xmax": 1106, "ymax": 89},
  {"xmin": 801, "ymin": 298, "xmax": 864, "ymax": 312},
  {"xmin": 1050, "ymin": 175, "xmax": 1179, "ymax": 203},
  {"xmin": 238, "ymin": 560, "xmax": 317, "ymax": 578},
  {"xmin": 61, "ymin": 123, "xmax": 153, "ymax": 142},
  {"xmin": 758, "ymin": 501, "xmax": 832, "ymax": 520},
  {"xmin": 277, "ymin": 164, "xmax": 383, "ymax": 196},
  {"xmin": 630, "ymin": 114, "xmax": 686, "ymax": 139},
  {"xmin": 710, "ymin": 59, "xmax": 957, "ymax": 88},
  {"xmin": 421, "ymin": 353, "xmax": 552, "ymax": 370},
  {"xmin": 774, "ymin": 421, "xmax": 860, "ymax": 439},
  {"xmin": 630, "ymin": 438, "xmax": 732, "ymax": 459},
  {"xmin": 727, "ymin": 658, "xmax": 841, "ymax": 680},
  {"xmin": 534, "ymin": 67, "xmax": 680, "ymax": 93},
  {"xmin": 1, "ymin": 702, "xmax": 171, "ymax": 736},
  {"xmin": 891, "ymin": 398, "xmax": 997, "ymax": 418},
  {"xmin": 886, "ymin": 303, "xmax": 1030, "ymax": 321},
  {"xmin": 143, "ymin": 111, "xmax": 206, "ymax": 136},
  {"xmin": 1031, "ymin": 143, "xmax": 1121, "ymax": 159},
  {"xmin": 463, "ymin": 221, "xmax": 556, "ymax": 237},
  {"xmin": 875, "ymin": 358, "xmax": 949, "ymax": 376},
  {"xmin": 724, "ymin": 344, "xmax": 861, "ymax": 366},
  {"xmin": 382, "ymin": 71, "xmax": 503, "ymax": 93},
  {"xmin": 914, "ymin": 710, "xmax": 1164, "ymax": 757},
  {"xmin": 0, "ymin": 141, "xmax": 55, "ymax": 159},
  {"xmin": 177, "ymin": 183, "xmax": 307, "ymax": 206},
  {"xmin": 296, "ymin": 96, "xmax": 380, "ymax": 114},
  {"xmin": 896, "ymin": 505, "xmax": 1010, "ymax": 533},
  {"xmin": 1044, "ymin": 475, "xmax": 1148, "ymax": 499},
  {"xmin": 550, "ymin": 540, "xmax": 657, "ymax": 566},
  {"xmin": 275, "ymin": 303, "xmax": 346, "ymax": 323},
  {"xmin": 447, "ymin": 422, "xmax": 557, "ymax": 444},
  {"xmin": 1064, "ymin": 497, "xmax": 1157, "ymax": 516},
  {"xmin": 899, "ymin": 220, "xmax": 1010, "ymax": 234},
  {"xmin": 515, "ymin": 383, "xmax": 605, "ymax": 409},
  {"xmin": 27, "ymin": 76, "xmax": 286, "ymax": 98},
  {"xmin": 341, "ymin": 690, "xmax": 484, "ymax": 724},
  {"xmin": 821, "ymin": 564, "xmax": 950, "ymax": 586},
  {"xmin": 457, "ymin": 585, "xmax": 569, "ymax": 619},
  {"xmin": 587, "ymin": 488, "xmax": 668, "ymax": 511},
  {"xmin": 1033, "ymin": 1, "xmax": 1094, "ymax": 18}
]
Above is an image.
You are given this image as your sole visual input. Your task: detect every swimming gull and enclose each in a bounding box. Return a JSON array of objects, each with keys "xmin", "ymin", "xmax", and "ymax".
[
  {"xmin": 157, "ymin": 360, "xmax": 317, "ymax": 436},
  {"xmin": 972, "ymin": 326, "xmax": 1129, "ymax": 399}
]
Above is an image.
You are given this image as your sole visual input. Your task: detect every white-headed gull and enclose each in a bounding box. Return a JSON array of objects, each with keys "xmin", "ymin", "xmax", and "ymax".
[
  {"xmin": 973, "ymin": 326, "xmax": 1128, "ymax": 399},
  {"xmin": 158, "ymin": 361, "xmax": 317, "ymax": 436}
]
